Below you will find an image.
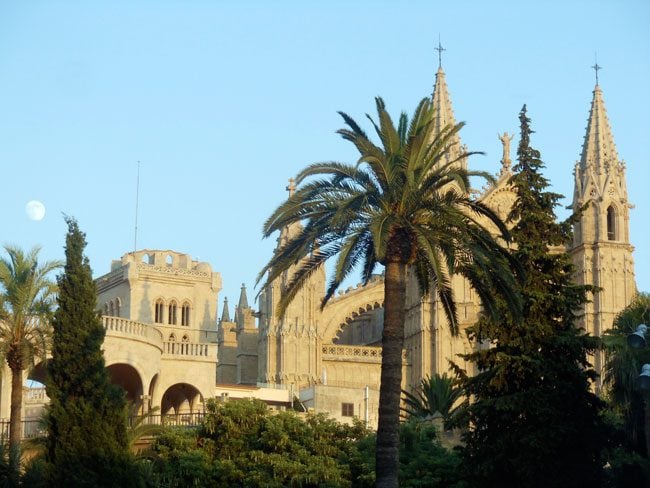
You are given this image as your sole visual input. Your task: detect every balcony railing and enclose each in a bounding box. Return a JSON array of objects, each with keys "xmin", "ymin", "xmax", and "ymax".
[
  {"xmin": 103, "ymin": 316, "xmax": 163, "ymax": 349},
  {"xmin": 163, "ymin": 341, "xmax": 216, "ymax": 359}
]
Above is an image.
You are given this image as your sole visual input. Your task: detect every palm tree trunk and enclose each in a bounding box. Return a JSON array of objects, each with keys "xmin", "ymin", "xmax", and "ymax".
[
  {"xmin": 376, "ymin": 260, "xmax": 406, "ymax": 488},
  {"xmin": 9, "ymin": 365, "xmax": 23, "ymax": 474}
]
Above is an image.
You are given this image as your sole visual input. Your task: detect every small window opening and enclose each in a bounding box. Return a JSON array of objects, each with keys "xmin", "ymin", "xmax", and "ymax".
[
  {"xmin": 181, "ymin": 303, "xmax": 191, "ymax": 326},
  {"xmin": 607, "ymin": 206, "xmax": 617, "ymax": 241},
  {"xmin": 341, "ymin": 402, "xmax": 354, "ymax": 417},
  {"xmin": 155, "ymin": 300, "xmax": 165, "ymax": 324},
  {"xmin": 168, "ymin": 301, "xmax": 178, "ymax": 325}
]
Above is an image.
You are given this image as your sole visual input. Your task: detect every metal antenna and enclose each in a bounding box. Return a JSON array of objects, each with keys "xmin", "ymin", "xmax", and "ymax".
[
  {"xmin": 134, "ymin": 160, "xmax": 141, "ymax": 252},
  {"xmin": 435, "ymin": 35, "xmax": 446, "ymax": 69},
  {"xmin": 591, "ymin": 54, "xmax": 602, "ymax": 85}
]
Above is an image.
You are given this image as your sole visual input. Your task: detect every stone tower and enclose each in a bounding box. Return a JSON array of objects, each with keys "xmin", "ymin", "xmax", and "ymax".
[
  {"xmin": 235, "ymin": 284, "xmax": 259, "ymax": 384},
  {"xmin": 571, "ymin": 80, "xmax": 637, "ymax": 374},
  {"xmin": 257, "ymin": 179, "xmax": 327, "ymax": 388},
  {"xmin": 403, "ymin": 59, "xmax": 479, "ymax": 389}
]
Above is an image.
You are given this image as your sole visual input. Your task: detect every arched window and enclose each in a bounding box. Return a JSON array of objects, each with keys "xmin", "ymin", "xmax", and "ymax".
[
  {"xmin": 168, "ymin": 301, "xmax": 178, "ymax": 325},
  {"xmin": 109, "ymin": 301, "xmax": 115, "ymax": 316},
  {"xmin": 103, "ymin": 303, "xmax": 109, "ymax": 316},
  {"xmin": 166, "ymin": 254, "xmax": 173, "ymax": 266},
  {"xmin": 607, "ymin": 206, "xmax": 617, "ymax": 241},
  {"xmin": 181, "ymin": 335, "xmax": 189, "ymax": 343},
  {"xmin": 181, "ymin": 302, "xmax": 191, "ymax": 326},
  {"xmin": 168, "ymin": 333, "xmax": 176, "ymax": 342},
  {"xmin": 115, "ymin": 298, "xmax": 121, "ymax": 317},
  {"xmin": 154, "ymin": 299, "xmax": 165, "ymax": 324}
]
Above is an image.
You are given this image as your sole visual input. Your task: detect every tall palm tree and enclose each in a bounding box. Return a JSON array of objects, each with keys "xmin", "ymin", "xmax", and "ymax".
[
  {"xmin": 0, "ymin": 246, "xmax": 61, "ymax": 471},
  {"xmin": 258, "ymin": 97, "xmax": 520, "ymax": 487}
]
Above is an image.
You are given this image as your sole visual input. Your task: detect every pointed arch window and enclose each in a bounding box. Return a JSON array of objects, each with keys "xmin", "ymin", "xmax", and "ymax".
[
  {"xmin": 115, "ymin": 298, "xmax": 121, "ymax": 317},
  {"xmin": 181, "ymin": 302, "xmax": 191, "ymax": 326},
  {"xmin": 109, "ymin": 301, "xmax": 115, "ymax": 317},
  {"xmin": 607, "ymin": 206, "xmax": 617, "ymax": 241},
  {"xmin": 155, "ymin": 299, "xmax": 165, "ymax": 324},
  {"xmin": 168, "ymin": 301, "xmax": 178, "ymax": 325}
]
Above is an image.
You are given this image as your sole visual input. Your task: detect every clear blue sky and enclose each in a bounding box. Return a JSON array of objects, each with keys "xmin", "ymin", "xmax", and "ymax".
[{"xmin": 1, "ymin": 1, "xmax": 649, "ymax": 315}]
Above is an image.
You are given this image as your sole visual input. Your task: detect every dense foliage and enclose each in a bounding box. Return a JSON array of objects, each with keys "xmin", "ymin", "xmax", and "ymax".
[
  {"xmin": 146, "ymin": 398, "xmax": 373, "ymax": 487},
  {"xmin": 44, "ymin": 218, "xmax": 136, "ymax": 487},
  {"xmin": 457, "ymin": 106, "xmax": 608, "ymax": 487}
]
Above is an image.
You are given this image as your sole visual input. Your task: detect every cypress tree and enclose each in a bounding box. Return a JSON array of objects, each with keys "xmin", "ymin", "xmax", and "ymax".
[
  {"xmin": 45, "ymin": 217, "xmax": 134, "ymax": 487},
  {"xmin": 457, "ymin": 106, "xmax": 607, "ymax": 487}
]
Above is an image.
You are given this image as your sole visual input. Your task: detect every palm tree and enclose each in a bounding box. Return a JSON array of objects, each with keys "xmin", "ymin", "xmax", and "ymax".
[
  {"xmin": 401, "ymin": 374, "xmax": 462, "ymax": 427},
  {"xmin": 603, "ymin": 292, "xmax": 650, "ymax": 455},
  {"xmin": 258, "ymin": 97, "xmax": 521, "ymax": 487},
  {"xmin": 0, "ymin": 246, "xmax": 61, "ymax": 473}
]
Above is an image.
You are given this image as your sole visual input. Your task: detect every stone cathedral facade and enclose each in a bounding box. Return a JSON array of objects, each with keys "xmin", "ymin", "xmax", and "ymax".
[
  {"xmin": 1, "ymin": 62, "xmax": 637, "ymax": 430},
  {"xmin": 216, "ymin": 64, "xmax": 637, "ymax": 424}
]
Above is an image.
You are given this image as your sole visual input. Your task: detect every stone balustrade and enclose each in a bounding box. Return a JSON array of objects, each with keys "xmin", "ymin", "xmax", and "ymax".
[
  {"xmin": 102, "ymin": 316, "xmax": 163, "ymax": 349},
  {"xmin": 163, "ymin": 341, "xmax": 216, "ymax": 359}
]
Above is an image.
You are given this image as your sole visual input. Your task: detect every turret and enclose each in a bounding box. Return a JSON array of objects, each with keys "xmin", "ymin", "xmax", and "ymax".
[{"xmin": 216, "ymin": 297, "xmax": 237, "ymax": 383}]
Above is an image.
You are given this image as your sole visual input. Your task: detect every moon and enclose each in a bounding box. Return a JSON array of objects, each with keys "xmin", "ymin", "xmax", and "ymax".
[{"xmin": 25, "ymin": 200, "xmax": 46, "ymax": 221}]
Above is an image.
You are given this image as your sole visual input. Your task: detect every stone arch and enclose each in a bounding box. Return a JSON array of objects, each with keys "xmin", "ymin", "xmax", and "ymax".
[
  {"xmin": 161, "ymin": 383, "xmax": 204, "ymax": 416},
  {"xmin": 320, "ymin": 280, "xmax": 385, "ymax": 343},
  {"xmin": 107, "ymin": 363, "xmax": 144, "ymax": 411},
  {"xmin": 333, "ymin": 302, "xmax": 383, "ymax": 345}
]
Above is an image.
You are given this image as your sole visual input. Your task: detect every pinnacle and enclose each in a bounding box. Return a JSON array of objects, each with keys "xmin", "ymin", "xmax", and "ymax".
[
  {"xmin": 221, "ymin": 297, "xmax": 230, "ymax": 322},
  {"xmin": 579, "ymin": 84, "xmax": 619, "ymax": 171}
]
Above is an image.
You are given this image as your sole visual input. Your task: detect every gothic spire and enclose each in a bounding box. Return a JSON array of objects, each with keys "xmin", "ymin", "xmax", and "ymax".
[
  {"xmin": 238, "ymin": 283, "xmax": 249, "ymax": 309},
  {"xmin": 430, "ymin": 53, "xmax": 464, "ymax": 169},
  {"xmin": 578, "ymin": 83, "xmax": 620, "ymax": 187},
  {"xmin": 221, "ymin": 297, "xmax": 230, "ymax": 322},
  {"xmin": 431, "ymin": 65, "xmax": 458, "ymax": 136}
]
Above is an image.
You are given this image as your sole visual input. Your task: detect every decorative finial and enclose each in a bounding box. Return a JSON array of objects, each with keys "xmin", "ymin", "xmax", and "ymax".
[
  {"xmin": 286, "ymin": 177, "xmax": 296, "ymax": 197},
  {"xmin": 591, "ymin": 54, "xmax": 602, "ymax": 86},
  {"xmin": 435, "ymin": 35, "xmax": 446, "ymax": 69}
]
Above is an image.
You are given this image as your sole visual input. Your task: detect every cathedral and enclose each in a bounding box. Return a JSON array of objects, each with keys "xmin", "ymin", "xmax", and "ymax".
[
  {"xmin": 216, "ymin": 60, "xmax": 637, "ymax": 424},
  {"xmin": 0, "ymin": 60, "xmax": 637, "ymax": 431}
]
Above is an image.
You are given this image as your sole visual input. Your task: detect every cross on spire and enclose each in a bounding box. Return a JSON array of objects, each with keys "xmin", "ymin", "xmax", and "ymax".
[
  {"xmin": 591, "ymin": 54, "xmax": 602, "ymax": 86},
  {"xmin": 435, "ymin": 36, "xmax": 446, "ymax": 68},
  {"xmin": 286, "ymin": 177, "xmax": 296, "ymax": 197}
]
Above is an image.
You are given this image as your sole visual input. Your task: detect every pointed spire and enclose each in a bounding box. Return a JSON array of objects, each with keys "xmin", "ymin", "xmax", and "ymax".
[
  {"xmin": 431, "ymin": 64, "xmax": 457, "ymax": 135},
  {"xmin": 221, "ymin": 297, "xmax": 230, "ymax": 322},
  {"xmin": 430, "ymin": 47, "xmax": 464, "ymax": 169},
  {"xmin": 238, "ymin": 283, "xmax": 249, "ymax": 309},
  {"xmin": 579, "ymin": 83, "xmax": 619, "ymax": 174}
]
